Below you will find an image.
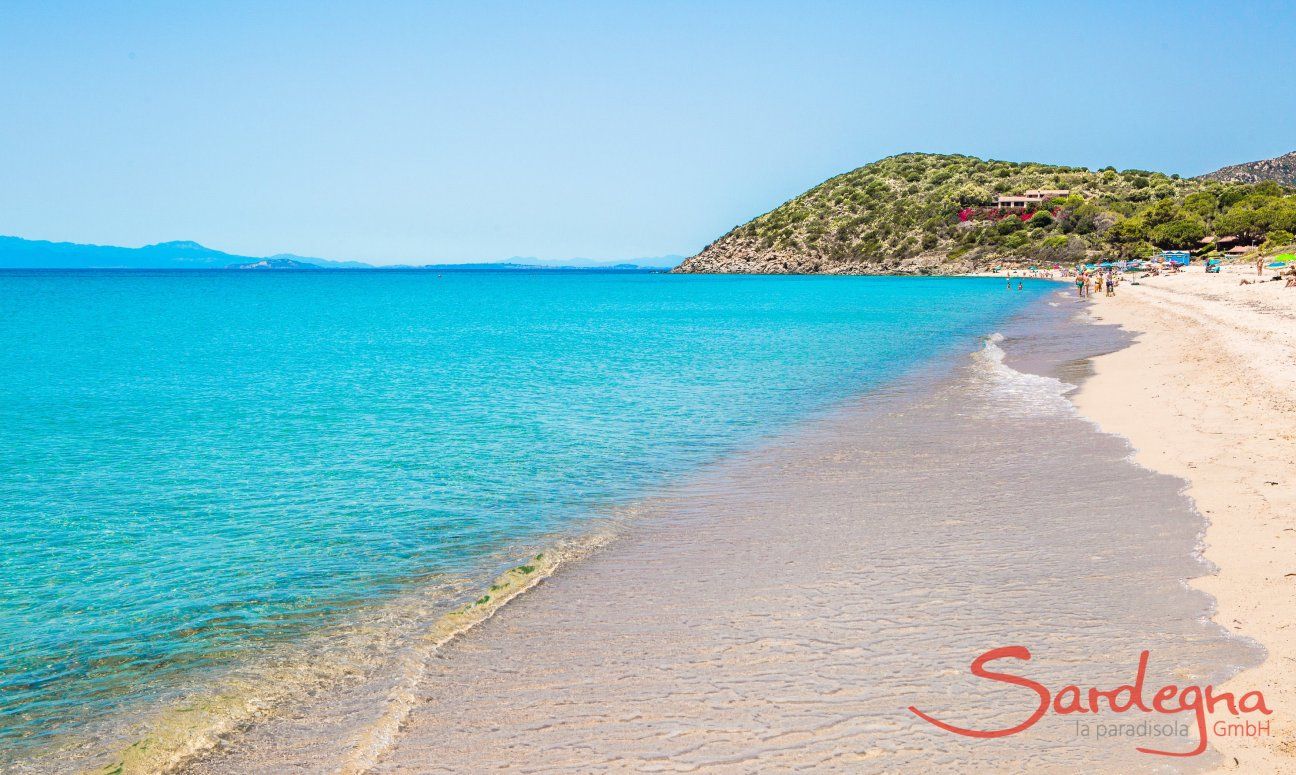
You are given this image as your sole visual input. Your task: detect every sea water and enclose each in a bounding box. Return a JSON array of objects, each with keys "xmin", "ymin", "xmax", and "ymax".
[{"xmin": 0, "ymin": 270, "xmax": 1051, "ymax": 769}]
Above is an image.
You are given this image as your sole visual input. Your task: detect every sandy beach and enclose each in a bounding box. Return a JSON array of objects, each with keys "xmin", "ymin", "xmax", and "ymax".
[{"xmin": 1071, "ymin": 264, "xmax": 1296, "ymax": 771}]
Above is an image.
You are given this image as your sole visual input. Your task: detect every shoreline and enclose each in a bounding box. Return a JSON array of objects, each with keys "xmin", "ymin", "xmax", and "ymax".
[
  {"xmin": 178, "ymin": 294, "xmax": 1250, "ymax": 773},
  {"xmin": 84, "ymin": 539, "xmax": 608, "ymax": 775},
  {"xmin": 8, "ymin": 276, "xmax": 1069, "ymax": 775},
  {"xmin": 1069, "ymin": 266, "xmax": 1296, "ymax": 770},
  {"xmin": 24, "ymin": 276, "xmax": 1285, "ymax": 773}
]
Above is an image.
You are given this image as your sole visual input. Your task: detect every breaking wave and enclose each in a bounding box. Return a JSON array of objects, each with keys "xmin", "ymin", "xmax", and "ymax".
[{"xmin": 971, "ymin": 333, "xmax": 1077, "ymax": 417}]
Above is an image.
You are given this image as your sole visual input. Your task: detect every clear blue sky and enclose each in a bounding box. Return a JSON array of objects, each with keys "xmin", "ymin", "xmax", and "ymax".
[{"xmin": 1, "ymin": 1, "xmax": 1292, "ymax": 264}]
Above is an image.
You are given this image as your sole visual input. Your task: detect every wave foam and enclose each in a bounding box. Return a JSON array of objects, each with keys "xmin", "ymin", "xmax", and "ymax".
[{"xmin": 972, "ymin": 333, "xmax": 1077, "ymax": 417}]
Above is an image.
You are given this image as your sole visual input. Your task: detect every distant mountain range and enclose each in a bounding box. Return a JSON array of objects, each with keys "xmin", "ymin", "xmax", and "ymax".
[
  {"xmin": 499, "ymin": 255, "xmax": 683, "ymax": 269},
  {"xmin": 0, "ymin": 237, "xmax": 369, "ymax": 269},
  {"xmin": 0, "ymin": 236, "xmax": 678, "ymax": 270},
  {"xmin": 1199, "ymin": 150, "xmax": 1296, "ymax": 186}
]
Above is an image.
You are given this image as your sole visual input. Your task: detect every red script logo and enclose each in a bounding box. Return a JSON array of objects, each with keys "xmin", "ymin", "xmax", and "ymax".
[{"xmin": 907, "ymin": 646, "xmax": 1271, "ymax": 757}]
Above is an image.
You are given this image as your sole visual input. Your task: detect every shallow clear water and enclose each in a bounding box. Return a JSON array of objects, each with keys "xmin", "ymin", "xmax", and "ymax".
[{"xmin": 0, "ymin": 270, "xmax": 1051, "ymax": 767}]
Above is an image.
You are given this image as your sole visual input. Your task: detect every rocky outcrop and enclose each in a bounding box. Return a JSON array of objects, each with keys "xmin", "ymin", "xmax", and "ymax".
[
  {"xmin": 1199, "ymin": 151, "xmax": 1296, "ymax": 186},
  {"xmin": 673, "ymin": 237, "xmax": 977, "ymax": 275}
]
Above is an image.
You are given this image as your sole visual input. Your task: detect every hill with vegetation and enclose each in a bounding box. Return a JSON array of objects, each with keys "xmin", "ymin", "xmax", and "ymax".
[
  {"xmin": 673, "ymin": 153, "xmax": 1296, "ymax": 274},
  {"xmin": 1200, "ymin": 150, "xmax": 1296, "ymax": 187}
]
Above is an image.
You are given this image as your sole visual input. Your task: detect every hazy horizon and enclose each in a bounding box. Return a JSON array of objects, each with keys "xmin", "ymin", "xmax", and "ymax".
[{"xmin": 0, "ymin": 233, "xmax": 684, "ymax": 268}]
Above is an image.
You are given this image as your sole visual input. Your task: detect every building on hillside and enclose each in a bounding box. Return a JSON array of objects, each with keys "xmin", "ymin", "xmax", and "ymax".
[{"xmin": 995, "ymin": 189, "xmax": 1071, "ymax": 210}]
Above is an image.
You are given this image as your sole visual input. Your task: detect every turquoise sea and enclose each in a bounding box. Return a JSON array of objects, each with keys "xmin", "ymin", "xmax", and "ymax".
[{"xmin": 0, "ymin": 270, "xmax": 1052, "ymax": 767}]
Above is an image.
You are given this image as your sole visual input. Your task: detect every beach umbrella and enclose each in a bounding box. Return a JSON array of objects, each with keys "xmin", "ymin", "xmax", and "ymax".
[
  {"xmin": 1099, "ymin": 261, "xmax": 1115, "ymax": 267},
  {"xmin": 1268, "ymin": 262, "xmax": 1286, "ymax": 268},
  {"xmin": 1274, "ymin": 253, "xmax": 1296, "ymax": 263}
]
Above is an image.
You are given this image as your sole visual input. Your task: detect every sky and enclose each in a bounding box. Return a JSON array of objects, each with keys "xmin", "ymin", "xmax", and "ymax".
[{"xmin": 1, "ymin": 1, "xmax": 1293, "ymax": 265}]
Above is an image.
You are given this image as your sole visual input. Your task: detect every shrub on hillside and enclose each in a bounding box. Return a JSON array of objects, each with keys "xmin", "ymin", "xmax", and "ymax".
[{"xmin": 997, "ymin": 217, "xmax": 1024, "ymax": 234}]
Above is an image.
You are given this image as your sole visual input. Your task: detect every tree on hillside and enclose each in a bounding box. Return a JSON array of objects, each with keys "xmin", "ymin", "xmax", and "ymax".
[
  {"xmin": 1214, "ymin": 208, "xmax": 1263, "ymax": 242},
  {"xmin": 1150, "ymin": 218, "xmax": 1207, "ymax": 249},
  {"xmin": 1104, "ymin": 217, "xmax": 1155, "ymax": 258},
  {"xmin": 1182, "ymin": 191, "xmax": 1219, "ymax": 220},
  {"xmin": 1104, "ymin": 216, "xmax": 1146, "ymax": 244},
  {"xmin": 1257, "ymin": 201, "xmax": 1296, "ymax": 233},
  {"xmin": 1141, "ymin": 198, "xmax": 1181, "ymax": 228},
  {"xmin": 1263, "ymin": 229, "xmax": 1294, "ymax": 250}
]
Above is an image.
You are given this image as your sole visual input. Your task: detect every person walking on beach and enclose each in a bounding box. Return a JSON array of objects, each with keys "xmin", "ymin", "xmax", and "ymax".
[
  {"xmin": 1105, "ymin": 272, "xmax": 1115, "ymax": 296},
  {"xmin": 1076, "ymin": 273, "xmax": 1086, "ymax": 298}
]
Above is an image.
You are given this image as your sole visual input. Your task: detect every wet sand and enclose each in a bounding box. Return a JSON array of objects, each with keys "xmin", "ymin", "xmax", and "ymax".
[
  {"xmin": 180, "ymin": 296, "xmax": 1257, "ymax": 774},
  {"xmin": 1071, "ymin": 266, "xmax": 1296, "ymax": 772}
]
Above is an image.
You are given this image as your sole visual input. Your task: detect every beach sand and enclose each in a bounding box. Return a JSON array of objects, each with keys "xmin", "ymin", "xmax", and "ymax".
[{"xmin": 1070, "ymin": 265, "xmax": 1296, "ymax": 772}]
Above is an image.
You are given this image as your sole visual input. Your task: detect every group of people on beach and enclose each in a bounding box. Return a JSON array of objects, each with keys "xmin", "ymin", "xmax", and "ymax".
[
  {"xmin": 1075, "ymin": 269, "xmax": 1117, "ymax": 298},
  {"xmin": 1243, "ymin": 253, "xmax": 1296, "ymax": 287}
]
